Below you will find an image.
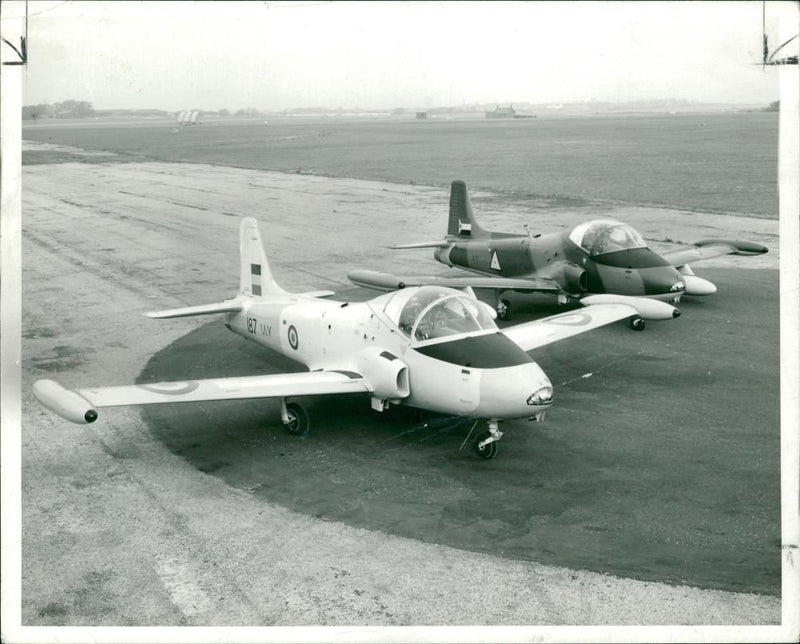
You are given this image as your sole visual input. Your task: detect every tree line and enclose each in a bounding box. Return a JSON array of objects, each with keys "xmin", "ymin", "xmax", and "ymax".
[
  {"xmin": 23, "ymin": 100, "xmax": 94, "ymax": 120},
  {"xmin": 22, "ymin": 101, "xmax": 266, "ymax": 120}
]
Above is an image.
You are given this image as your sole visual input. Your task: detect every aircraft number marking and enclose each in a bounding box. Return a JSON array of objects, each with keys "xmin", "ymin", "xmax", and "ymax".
[
  {"xmin": 287, "ymin": 325, "xmax": 299, "ymax": 350},
  {"xmin": 246, "ymin": 316, "xmax": 272, "ymax": 337}
]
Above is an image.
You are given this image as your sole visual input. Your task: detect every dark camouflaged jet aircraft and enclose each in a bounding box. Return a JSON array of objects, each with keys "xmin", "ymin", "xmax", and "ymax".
[{"xmin": 349, "ymin": 180, "xmax": 768, "ymax": 329}]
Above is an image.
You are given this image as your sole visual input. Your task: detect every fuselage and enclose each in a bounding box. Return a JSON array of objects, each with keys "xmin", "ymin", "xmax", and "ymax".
[
  {"xmin": 225, "ymin": 288, "xmax": 553, "ymax": 420},
  {"xmin": 434, "ymin": 228, "xmax": 685, "ymax": 302}
]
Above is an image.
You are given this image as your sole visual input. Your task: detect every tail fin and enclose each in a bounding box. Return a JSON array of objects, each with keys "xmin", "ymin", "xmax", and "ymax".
[
  {"xmin": 239, "ymin": 217, "xmax": 287, "ymax": 297},
  {"xmin": 447, "ymin": 180, "xmax": 489, "ymax": 238}
]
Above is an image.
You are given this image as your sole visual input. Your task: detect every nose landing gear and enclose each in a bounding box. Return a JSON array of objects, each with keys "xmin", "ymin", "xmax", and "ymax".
[{"xmin": 473, "ymin": 419, "xmax": 503, "ymax": 459}]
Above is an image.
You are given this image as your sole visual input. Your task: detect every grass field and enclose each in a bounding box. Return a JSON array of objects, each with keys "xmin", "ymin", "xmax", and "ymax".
[{"xmin": 22, "ymin": 111, "xmax": 778, "ymax": 217}]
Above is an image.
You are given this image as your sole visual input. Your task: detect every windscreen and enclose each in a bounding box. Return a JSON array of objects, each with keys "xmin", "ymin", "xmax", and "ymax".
[
  {"xmin": 568, "ymin": 220, "xmax": 648, "ymax": 256},
  {"xmin": 384, "ymin": 286, "xmax": 497, "ymax": 342}
]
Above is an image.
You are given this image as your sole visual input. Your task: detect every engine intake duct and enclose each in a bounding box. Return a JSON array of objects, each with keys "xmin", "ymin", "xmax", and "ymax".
[
  {"xmin": 357, "ymin": 347, "xmax": 410, "ymax": 399},
  {"xmin": 553, "ymin": 263, "xmax": 588, "ymax": 293}
]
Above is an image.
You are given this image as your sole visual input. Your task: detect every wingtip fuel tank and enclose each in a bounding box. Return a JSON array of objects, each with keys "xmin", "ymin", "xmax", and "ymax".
[
  {"xmin": 32, "ymin": 379, "xmax": 98, "ymax": 424},
  {"xmin": 682, "ymin": 274, "xmax": 718, "ymax": 296},
  {"xmin": 581, "ymin": 294, "xmax": 680, "ymax": 320},
  {"xmin": 695, "ymin": 239, "xmax": 769, "ymax": 256},
  {"xmin": 347, "ymin": 269, "xmax": 406, "ymax": 291}
]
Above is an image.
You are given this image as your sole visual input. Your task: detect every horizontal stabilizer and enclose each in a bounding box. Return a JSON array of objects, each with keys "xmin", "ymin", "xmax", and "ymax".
[
  {"xmin": 348, "ymin": 269, "xmax": 560, "ymax": 293},
  {"xmin": 299, "ymin": 290, "xmax": 336, "ymax": 299},
  {"xmin": 391, "ymin": 241, "xmax": 452, "ymax": 249},
  {"xmin": 145, "ymin": 299, "xmax": 243, "ymax": 319}
]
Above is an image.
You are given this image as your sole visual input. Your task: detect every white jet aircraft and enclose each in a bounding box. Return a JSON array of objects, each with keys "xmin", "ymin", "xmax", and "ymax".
[{"xmin": 33, "ymin": 217, "xmax": 679, "ymax": 459}]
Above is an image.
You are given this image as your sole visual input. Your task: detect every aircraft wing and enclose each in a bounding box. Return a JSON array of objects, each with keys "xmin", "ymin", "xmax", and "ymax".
[
  {"xmin": 33, "ymin": 371, "xmax": 371, "ymax": 424},
  {"xmin": 503, "ymin": 303, "xmax": 644, "ymax": 352},
  {"xmin": 348, "ymin": 269, "xmax": 560, "ymax": 293},
  {"xmin": 661, "ymin": 239, "xmax": 768, "ymax": 268}
]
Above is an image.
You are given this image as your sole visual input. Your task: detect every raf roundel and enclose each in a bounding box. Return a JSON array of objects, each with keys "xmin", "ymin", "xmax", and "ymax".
[
  {"xmin": 287, "ymin": 324, "xmax": 299, "ymax": 350},
  {"xmin": 548, "ymin": 312, "xmax": 592, "ymax": 327}
]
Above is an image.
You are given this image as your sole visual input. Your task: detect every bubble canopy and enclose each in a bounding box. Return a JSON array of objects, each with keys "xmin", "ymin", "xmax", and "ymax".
[
  {"xmin": 382, "ymin": 286, "xmax": 497, "ymax": 343},
  {"xmin": 568, "ymin": 219, "xmax": 648, "ymax": 256}
]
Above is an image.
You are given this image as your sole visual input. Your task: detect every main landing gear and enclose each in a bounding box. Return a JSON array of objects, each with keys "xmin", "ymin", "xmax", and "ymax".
[
  {"xmin": 496, "ymin": 298, "xmax": 512, "ymax": 321},
  {"xmin": 472, "ymin": 419, "xmax": 503, "ymax": 460},
  {"xmin": 280, "ymin": 398, "xmax": 310, "ymax": 437},
  {"xmin": 629, "ymin": 316, "xmax": 646, "ymax": 331}
]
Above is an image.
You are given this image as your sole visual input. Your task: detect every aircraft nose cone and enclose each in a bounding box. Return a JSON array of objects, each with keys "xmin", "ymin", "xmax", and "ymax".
[
  {"xmin": 639, "ymin": 267, "xmax": 686, "ymax": 296},
  {"xmin": 673, "ymin": 309, "xmax": 681, "ymax": 319}
]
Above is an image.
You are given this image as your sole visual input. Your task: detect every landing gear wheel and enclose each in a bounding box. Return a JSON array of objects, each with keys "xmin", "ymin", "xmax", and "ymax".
[
  {"xmin": 497, "ymin": 299, "xmax": 512, "ymax": 321},
  {"xmin": 473, "ymin": 431, "xmax": 499, "ymax": 459},
  {"xmin": 629, "ymin": 317, "xmax": 645, "ymax": 331},
  {"xmin": 284, "ymin": 402, "xmax": 310, "ymax": 437}
]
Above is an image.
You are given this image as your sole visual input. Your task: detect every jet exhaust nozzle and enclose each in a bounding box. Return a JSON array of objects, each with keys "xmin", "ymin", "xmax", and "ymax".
[{"xmin": 33, "ymin": 379, "xmax": 98, "ymax": 424}]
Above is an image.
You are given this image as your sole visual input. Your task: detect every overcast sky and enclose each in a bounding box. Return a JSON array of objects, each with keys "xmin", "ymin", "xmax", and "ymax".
[{"xmin": 10, "ymin": 1, "xmax": 797, "ymax": 111}]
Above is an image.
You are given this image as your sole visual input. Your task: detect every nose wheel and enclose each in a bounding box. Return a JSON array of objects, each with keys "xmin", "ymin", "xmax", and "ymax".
[{"xmin": 473, "ymin": 419, "xmax": 503, "ymax": 459}]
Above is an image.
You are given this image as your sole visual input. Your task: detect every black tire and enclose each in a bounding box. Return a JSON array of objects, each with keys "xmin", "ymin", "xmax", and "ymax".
[
  {"xmin": 498, "ymin": 299, "xmax": 512, "ymax": 321},
  {"xmin": 629, "ymin": 317, "xmax": 645, "ymax": 331},
  {"xmin": 284, "ymin": 402, "xmax": 310, "ymax": 437},
  {"xmin": 473, "ymin": 431, "xmax": 498, "ymax": 459}
]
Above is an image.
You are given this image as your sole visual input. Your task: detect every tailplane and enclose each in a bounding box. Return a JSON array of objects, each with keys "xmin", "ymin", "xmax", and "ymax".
[
  {"xmin": 146, "ymin": 218, "xmax": 331, "ymax": 319},
  {"xmin": 447, "ymin": 180, "xmax": 490, "ymax": 239},
  {"xmin": 239, "ymin": 216, "xmax": 287, "ymax": 297}
]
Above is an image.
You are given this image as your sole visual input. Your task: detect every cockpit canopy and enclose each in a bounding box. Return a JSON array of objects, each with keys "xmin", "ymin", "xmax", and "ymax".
[
  {"xmin": 382, "ymin": 286, "xmax": 497, "ymax": 343},
  {"xmin": 568, "ymin": 219, "xmax": 648, "ymax": 256}
]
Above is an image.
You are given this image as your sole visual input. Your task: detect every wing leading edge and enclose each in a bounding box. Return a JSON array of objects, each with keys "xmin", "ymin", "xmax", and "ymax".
[
  {"xmin": 661, "ymin": 239, "xmax": 768, "ymax": 268},
  {"xmin": 503, "ymin": 302, "xmax": 653, "ymax": 352},
  {"xmin": 33, "ymin": 371, "xmax": 371, "ymax": 424},
  {"xmin": 348, "ymin": 269, "xmax": 560, "ymax": 293}
]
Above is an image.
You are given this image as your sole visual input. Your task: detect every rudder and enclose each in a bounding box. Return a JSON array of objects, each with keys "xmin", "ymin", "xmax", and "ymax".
[
  {"xmin": 448, "ymin": 180, "xmax": 489, "ymax": 238},
  {"xmin": 239, "ymin": 217, "xmax": 287, "ymax": 297}
]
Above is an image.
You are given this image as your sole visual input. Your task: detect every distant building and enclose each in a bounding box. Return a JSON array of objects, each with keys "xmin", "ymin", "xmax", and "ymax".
[
  {"xmin": 416, "ymin": 111, "xmax": 428, "ymax": 119},
  {"xmin": 485, "ymin": 104, "xmax": 517, "ymax": 119}
]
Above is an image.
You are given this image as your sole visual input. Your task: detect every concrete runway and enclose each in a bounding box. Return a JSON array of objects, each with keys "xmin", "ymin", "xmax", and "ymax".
[
  {"xmin": 20, "ymin": 157, "xmax": 781, "ymax": 626},
  {"xmin": 140, "ymin": 266, "xmax": 780, "ymax": 595}
]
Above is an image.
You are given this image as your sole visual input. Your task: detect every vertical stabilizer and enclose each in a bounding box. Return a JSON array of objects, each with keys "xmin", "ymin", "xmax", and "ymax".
[
  {"xmin": 239, "ymin": 217, "xmax": 287, "ymax": 297},
  {"xmin": 448, "ymin": 180, "xmax": 489, "ymax": 238}
]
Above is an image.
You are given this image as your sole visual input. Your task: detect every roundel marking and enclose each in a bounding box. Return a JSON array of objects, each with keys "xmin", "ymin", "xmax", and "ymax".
[
  {"xmin": 549, "ymin": 312, "xmax": 592, "ymax": 326},
  {"xmin": 287, "ymin": 325, "xmax": 299, "ymax": 350},
  {"xmin": 138, "ymin": 381, "xmax": 200, "ymax": 396}
]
